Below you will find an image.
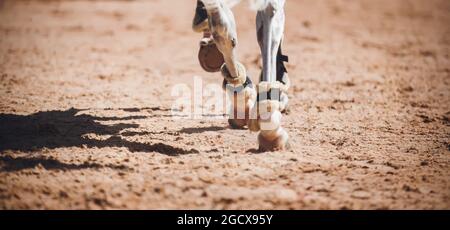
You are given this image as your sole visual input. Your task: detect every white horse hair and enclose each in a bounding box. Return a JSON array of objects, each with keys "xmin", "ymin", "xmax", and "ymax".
[{"xmin": 202, "ymin": 0, "xmax": 279, "ymax": 11}]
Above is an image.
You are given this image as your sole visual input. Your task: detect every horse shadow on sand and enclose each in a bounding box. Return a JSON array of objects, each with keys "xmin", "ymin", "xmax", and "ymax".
[{"xmin": 0, "ymin": 108, "xmax": 207, "ymax": 172}]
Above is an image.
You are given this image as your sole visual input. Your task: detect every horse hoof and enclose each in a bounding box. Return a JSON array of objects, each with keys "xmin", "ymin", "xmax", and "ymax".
[
  {"xmin": 198, "ymin": 42, "xmax": 224, "ymax": 73},
  {"xmin": 258, "ymin": 128, "xmax": 290, "ymax": 152},
  {"xmin": 228, "ymin": 119, "xmax": 247, "ymax": 129}
]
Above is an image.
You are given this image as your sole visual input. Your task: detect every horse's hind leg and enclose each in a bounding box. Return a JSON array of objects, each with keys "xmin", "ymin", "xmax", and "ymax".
[{"xmin": 204, "ymin": 1, "xmax": 256, "ymax": 129}]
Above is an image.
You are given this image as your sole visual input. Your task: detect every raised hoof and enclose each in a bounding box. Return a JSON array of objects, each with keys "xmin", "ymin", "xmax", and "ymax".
[
  {"xmin": 198, "ymin": 41, "xmax": 224, "ymax": 73},
  {"xmin": 228, "ymin": 119, "xmax": 247, "ymax": 129},
  {"xmin": 258, "ymin": 129, "xmax": 290, "ymax": 152}
]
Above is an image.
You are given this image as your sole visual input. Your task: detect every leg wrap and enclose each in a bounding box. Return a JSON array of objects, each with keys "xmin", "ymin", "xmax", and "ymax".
[
  {"xmin": 221, "ymin": 62, "xmax": 247, "ymax": 86},
  {"xmin": 248, "ymin": 82, "xmax": 289, "ymax": 151},
  {"xmin": 222, "ymin": 64, "xmax": 257, "ymax": 129}
]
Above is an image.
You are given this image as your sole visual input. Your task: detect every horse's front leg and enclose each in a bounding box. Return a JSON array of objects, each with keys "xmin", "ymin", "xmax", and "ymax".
[
  {"xmin": 205, "ymin": 1, "xmax": 257, "ymax": 129},
  {"xmin": 249, "ymin": 0, "xmax": 290, "ymax": 151}
]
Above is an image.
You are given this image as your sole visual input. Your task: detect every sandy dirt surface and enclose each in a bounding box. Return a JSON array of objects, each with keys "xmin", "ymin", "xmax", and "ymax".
[{"xmin": 0, "ymin": 0, "xmax": 449, "ymax": 210}]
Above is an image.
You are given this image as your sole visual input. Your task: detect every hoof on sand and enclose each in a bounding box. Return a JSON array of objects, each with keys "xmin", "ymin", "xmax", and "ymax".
[{"xmin": 258, "ymin": 128, "xmax": 290, "ymax": 152}]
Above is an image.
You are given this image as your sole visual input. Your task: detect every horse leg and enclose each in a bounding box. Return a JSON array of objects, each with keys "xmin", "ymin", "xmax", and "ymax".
[
  {"xmin": 249, "ymin": 0, "xmax": 289, "ymax": 151},
  {"xmin": 204, "ymin": 0, "xmax": 256, "ymax": 129}
]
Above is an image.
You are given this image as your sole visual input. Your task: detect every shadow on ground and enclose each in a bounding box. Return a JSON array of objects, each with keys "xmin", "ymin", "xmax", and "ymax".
[
  {"xmin": 0, "ymin": 155, "xmax": 130, "ymax": 172},
  {"xmin": 0, "ymin": 108, "xmax": 199, "ymax": 156}
]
